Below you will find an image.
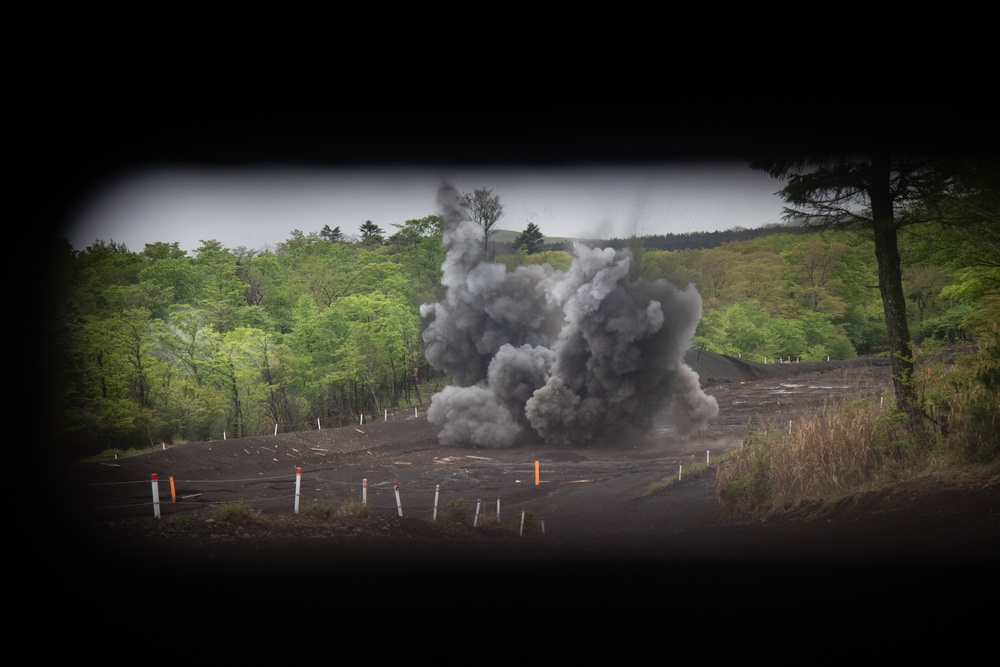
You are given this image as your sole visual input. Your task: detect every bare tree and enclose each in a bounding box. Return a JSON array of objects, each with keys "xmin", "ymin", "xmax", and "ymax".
[{"xmin": 461, "ymin": 188, "xmax": 504, "ymax": 256}]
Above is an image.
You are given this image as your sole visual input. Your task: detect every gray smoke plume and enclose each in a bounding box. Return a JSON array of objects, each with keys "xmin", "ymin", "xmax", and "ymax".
[{"xmin": 420, "ymin": 183, "xmax": 718, "ymax": 448}]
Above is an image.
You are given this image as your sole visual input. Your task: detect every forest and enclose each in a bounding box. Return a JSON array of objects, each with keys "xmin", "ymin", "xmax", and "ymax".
[{"xmin": 45, "ymin": 181, "xmax": 998, "ymax": 463}]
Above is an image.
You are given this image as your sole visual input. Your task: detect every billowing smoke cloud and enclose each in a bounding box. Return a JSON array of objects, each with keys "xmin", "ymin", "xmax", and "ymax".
[{"xmin": 420, "ymin": 183, "xmax": 718, "ymax": 448}]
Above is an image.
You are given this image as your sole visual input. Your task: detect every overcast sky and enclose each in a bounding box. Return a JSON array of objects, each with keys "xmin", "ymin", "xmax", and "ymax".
[{"xmin": 63, "ymin": 161, "xmax": 790, "ymax": 254}]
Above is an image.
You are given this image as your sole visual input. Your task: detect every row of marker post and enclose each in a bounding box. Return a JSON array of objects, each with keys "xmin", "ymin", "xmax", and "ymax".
[
  {"xmin": 146, "ymin": 453, "xmax": 708, "ymax": 527},
  {"xmin": 217, "ymin": 408, "xmax": 425, "ymax": 439}
]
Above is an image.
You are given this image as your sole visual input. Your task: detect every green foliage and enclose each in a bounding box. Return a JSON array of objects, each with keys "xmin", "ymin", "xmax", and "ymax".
[
  {"xmin": 694, "ymin": 300, "xmax": 855, "ymax": 361},
  {"xmin": 516, "ymin": 508, "xmax": 542, "ymax": 534},
  {"xmin": 337, "ymin": 498, "xmax": 372, "ymax": 519},
  {"xmin": 320, "ymin": 225, "xmax": 344, "ymax": 242},
  {"xmin": 444, "ymin": 498, "xmax": 472, "ymax": 523},
  {"xmin": 299, "ymin": 500, "xmax": 336, "ymax": 521},
  {"xmin": 512, "ymin": 222, "xmax": 545, "ymax": 254},
  {"xmin": 919, "ymin": 330, "xmax": 1000, "ymax": 463},
  {"xmin": 359, "ymin": 220, "xmax": 385, "ymax": 245},
  {"xmin": 502, "ymin": 249, "xmax": 573, "ymax": 273},
  {"xmin": 50, "ymin": 192, "xmax": 996, "ymax": 462},
  {"xmin": 961, "ymin": 336, "xmax": 1000, "ymax": 463},
  {"xmin": 717, "ymin": 421, "xmax": 773, "ymax": 518},
  {"xmin": 299, "ymin": 498, "xmax": 371, "ymax": 521},
  {"xmin": 871, "ymin": 408, "xmax": 911, "ymax": 457},
  {"xmin": 919, "ymin": 304, "xmax": 976, "ymax": 344},
  {"xmin": 213, "ymin": 501, "xmax": 261, "ymax": 525}
]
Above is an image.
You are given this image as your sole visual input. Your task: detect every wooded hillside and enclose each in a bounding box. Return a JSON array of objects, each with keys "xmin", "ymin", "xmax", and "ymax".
[{"xmin": 46, "ymin": 213, "xmax": 995, "ymax": 462}]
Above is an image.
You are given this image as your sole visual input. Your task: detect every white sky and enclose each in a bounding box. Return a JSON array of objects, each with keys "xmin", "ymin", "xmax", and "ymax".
[{"xmin": 63, "ymin": 161, "xmax": 789, "ymax": 254}]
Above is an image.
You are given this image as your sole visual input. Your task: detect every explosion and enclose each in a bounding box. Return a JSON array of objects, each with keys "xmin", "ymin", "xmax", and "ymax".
[{"xmin": 420, "ymin": 184, "xmax": 718, "ymax": 448}]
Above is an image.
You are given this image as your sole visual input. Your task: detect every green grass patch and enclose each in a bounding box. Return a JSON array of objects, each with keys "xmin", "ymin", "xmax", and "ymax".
[
  {"xmin": 643, "ymin": 459, "xmax": 712, "ymax": 496},
  {"xmin": 299, "ymin": 498, "xmax": 372, "ymax": 521},
  {"xmin": 212, "ymin": 501, "xmax": 262, "ymax": 525},
  {"xmin": 443, "ymin": 498, "xmax": 472, "ymax": 523}
]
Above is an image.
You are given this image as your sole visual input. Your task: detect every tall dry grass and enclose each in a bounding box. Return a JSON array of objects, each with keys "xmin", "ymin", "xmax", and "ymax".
[
  {"xmin": 716, "ymin": 340, "xmax": 1000, "ymax": 520},
  {"xmin": 716, "ymin": 394, "xmax": 896, "ymax": 520}
]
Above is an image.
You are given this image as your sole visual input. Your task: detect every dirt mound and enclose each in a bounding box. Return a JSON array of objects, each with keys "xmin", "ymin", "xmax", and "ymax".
[{"xmin": 684, "ymin": 347, "xmax": 891, "ymax": 386}]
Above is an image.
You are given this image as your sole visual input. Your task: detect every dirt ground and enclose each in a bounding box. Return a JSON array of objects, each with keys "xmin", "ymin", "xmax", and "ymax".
[{"xmin": 48, "ymin": 351, "xmax": 1000, "ymax": 601}]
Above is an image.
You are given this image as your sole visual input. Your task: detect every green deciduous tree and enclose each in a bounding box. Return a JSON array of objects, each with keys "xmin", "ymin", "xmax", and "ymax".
[
  {"xmin": 386, "ymin": 216, "xmax": 446, "ymax": 303},
  {"xmin": 205, "ymin": 327, "xmax": 277, "ymax": 439},
  {"xmin": 193, "ymin": 240, "xmax": 246, "ymax": 333},
  {"xmin": 785, "ymin": 238, "xmax": 849, "ymax": 318},
  {"xmin": 751, "ymin": 154, "xmax": 961, "ymax": 418},
  {"xmin": 916, "ymin": 162, "xmax": 1000, "ymax": 342}
]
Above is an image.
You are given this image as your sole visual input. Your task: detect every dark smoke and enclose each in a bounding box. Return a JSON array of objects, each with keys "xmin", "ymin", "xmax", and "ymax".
[{"xmin": 420, "ymin": 183, "xmax": 718, "ymax": 448}]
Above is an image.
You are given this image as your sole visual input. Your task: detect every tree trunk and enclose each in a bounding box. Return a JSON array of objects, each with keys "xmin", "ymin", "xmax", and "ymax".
[
  {"xmin": 870, "ymin": 153, "xmax": 917, "ymax": 418},
  {"xmin": 229, "ymin": 363, "xmax": 244, "ymax": 438}
]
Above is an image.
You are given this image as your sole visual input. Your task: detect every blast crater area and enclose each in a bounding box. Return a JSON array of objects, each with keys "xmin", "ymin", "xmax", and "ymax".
[{"xmin": 54, "ymin": 349, "xmax": 1000, "ymax": 596}]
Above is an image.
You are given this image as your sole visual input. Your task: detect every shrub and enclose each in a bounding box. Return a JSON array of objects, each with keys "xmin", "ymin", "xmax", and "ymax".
[
  {"xmin": 516, "ymin": 508, "xmax": 543, "ymax": 534},
  {"xmin": 947, "ymin": 333, "xmax": 1000, "ymax": 463},
  {"xmin": 299, "ymin": 498, "xmax": 371, "ymax": 521},
  {"xmin": 299, "ymin": 500, "xmax": 336, "ymax": 521},
  {"xmin": 716, "ymin": 421, "xmax": 772, "ymax": 519},
  {"xmin": 443, "ymin": 498, "xmax": 472, "ymax": 524},
  {"xmin": 213, "ymin": 501, "xmax": 260, "ymax": 525},
  {"xmin": 336, "ymin": 498, "xmax": 371, "ymax": 519}
]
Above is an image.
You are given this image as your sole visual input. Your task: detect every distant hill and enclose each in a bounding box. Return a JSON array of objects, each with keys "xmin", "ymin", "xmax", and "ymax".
[{"xmin": 491, "ymin": 223, "xmax": 813, "ymax": 254}]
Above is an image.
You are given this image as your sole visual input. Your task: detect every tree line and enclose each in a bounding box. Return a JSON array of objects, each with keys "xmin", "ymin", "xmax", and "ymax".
[{"xmin": 46, "ymin": 173, "xmax": 997, "ymax": 462}]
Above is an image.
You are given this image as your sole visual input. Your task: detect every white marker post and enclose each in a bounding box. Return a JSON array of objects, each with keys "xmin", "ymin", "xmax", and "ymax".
[
  {"xmin": 474, "ymin": 499, "xmax": 482, "ymax": 527},
  {"xmin": 362, "ymin": 479, "xmax": 367, "ymax": 505},
  {"xmin": 151, "ymin": 474, "xmax": 161, "ymax": 519},
  {"xmin": 394, "ymin": 481, "xmax": 403, "ymax": 517},
  {"xmin": 294, "ymin": 467, "xmax": 302, "ymax": 514},
  {"xmin": 433, "ymin": 484, "xmax": 440, "ymax": 521}
]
